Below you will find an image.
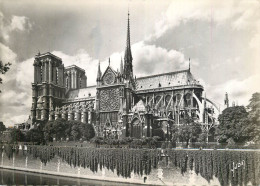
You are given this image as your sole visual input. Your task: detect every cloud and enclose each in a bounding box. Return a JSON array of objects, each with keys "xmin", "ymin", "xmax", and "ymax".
[
  {"xmin": 0, "ymin": 42, "xmax": 17, "ymax": 83},
  {"xmin": 206, "ymin": 74, "xmax": 260, "ymax": 110},
  {"xmin": 249, "ymin": 20, "xmax": 260, "ymax": 49},
  {"xmin": 0, "ymin": 11, "xmax": 32, "ymax": 41},
  {"xmin": 0, "ymin": 42, "xmax": 33, "ymax": 126},
  {"xmin": 0, "ymin": 42, "xmax": 17, "ymax": 61},
  {"xmin": 149, "ymin": 0, "xmax": 260, "ymax": 39},
  {"xmin": 53, "ymin": 50, "xmax": 99, "ymax": 86},
  {"xmin": 104, "ymin": 41, "xmax": 189, "ymax": 78},
  {"xmin": 132, "ymin": 41, "xmax": 188, "ymax": 77}
]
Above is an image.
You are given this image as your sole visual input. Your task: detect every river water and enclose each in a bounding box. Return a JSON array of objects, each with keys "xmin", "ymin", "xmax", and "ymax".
[{"xmin": 0, "ymin": 168, "xmax": 140, "ymax": 185}]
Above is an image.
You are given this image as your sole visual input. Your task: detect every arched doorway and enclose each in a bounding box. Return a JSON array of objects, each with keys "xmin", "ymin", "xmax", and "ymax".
[{"xmin": 131, "ymin": 118, "xmax": 142, "ymax": 139}]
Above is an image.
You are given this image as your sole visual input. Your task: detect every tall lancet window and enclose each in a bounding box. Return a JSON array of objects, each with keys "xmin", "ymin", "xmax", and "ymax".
[
  {"xmin": 79, "ymin": 77, "xmax": 82, "ymax": 88},
  {"xmin": 56, "ymin": 68, "xmax": 59, "ymax": 84},
  {"xmin": 66, "ymin": 77, "xmax": 69, "ymax": 88},
  {"xmin": 40, "ymin": 65, "xmax": 43, "ymax": 82}
]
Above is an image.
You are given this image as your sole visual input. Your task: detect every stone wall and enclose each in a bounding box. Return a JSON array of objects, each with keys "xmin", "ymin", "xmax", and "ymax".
[{"xmin": 0, "ymin": 151, "xmax": 220, "ymax": 185}]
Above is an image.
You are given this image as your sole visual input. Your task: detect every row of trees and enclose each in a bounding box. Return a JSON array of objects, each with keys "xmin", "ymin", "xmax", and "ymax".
[
  {"xmin": 8, "ymin": 119, "xmax": 95, "ymax": 144},
  {"xmin": 44, "ymin": 118, "xmax": 95, "ymax": 142}
]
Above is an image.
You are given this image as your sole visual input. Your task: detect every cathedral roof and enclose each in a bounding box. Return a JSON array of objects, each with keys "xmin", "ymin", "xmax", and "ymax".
[
  {"xmin": 136, "ymin": 69, "xmax": 202, "ymax": 91},
  {"xmin": 66, "ymin": 85, "xmax": 96, "ymax": 100},
  {"xmin": 132, "ymin": 100, "xmax": 146, "ymax": 112}
]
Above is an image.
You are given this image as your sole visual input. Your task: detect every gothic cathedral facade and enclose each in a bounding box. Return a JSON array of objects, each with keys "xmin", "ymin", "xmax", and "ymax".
[{"xmin": 31, "ymin": 14, "xmax": 219, "ymax": 139}]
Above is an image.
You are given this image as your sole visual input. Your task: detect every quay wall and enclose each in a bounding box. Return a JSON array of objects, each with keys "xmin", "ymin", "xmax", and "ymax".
[{"xmin": 0, "ymin": 150, "xmax": 220, "ymax": 185}]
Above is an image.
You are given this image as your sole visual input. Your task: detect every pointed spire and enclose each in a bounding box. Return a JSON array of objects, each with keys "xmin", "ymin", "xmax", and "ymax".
[
  {"xmin": 189, "ymin": 58, "xmax": 191, "ymax": 71},
  {"xmin": 120, "ymin": 57, "xmax": 124, "ymax": 75},
  {"xmin": 108, "ymin": 58, "xmax": 110, "ymax": 66},
  {"xmin": 204, "ymin": 92, "xmax": 207, "ymax": 108},
  {"xmin": 224, "ymin": 92, "xmax": 229, "ymax": 108},
  {"xmin": 124, "ymin": 10, "xmax": 133, "ymax": 79},
  {"xmin": 96, "ymin": 61, "xmax": 102, "ymax": 81}
]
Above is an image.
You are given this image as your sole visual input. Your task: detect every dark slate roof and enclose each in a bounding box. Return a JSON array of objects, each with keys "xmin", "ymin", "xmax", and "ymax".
[
  {"xmin": 136, "ymin": 70, "xmax": 201, "ymax": 91},
  {"xmin": 66, "ymin": 85, "xmax": 96, "ymax": 100}
]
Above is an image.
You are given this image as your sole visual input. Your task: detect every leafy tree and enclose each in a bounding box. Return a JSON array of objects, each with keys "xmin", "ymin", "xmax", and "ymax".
[
  {"xmin": 217, "ymin": 106, "xmax": 249, "ymax": 144},
  {"xmin": 152, "ymin": 128, "xmax": 165, "ymax": 141},
  {"xmin": 52, "ymin": 118, "xmax": 67, "ymax": 140},
  {"xmin": 83, "ymin": 124, "xmax": 95, "ymax": 141},
  {"xmin": 10, "ymin": 128, "xmax": 25, "ymax": 143},
  {"xmin": 0, "ymin": 122, "xmax": 6, "ymax": 132},
  {"xmin": 71, "ymin": 122, "xmax": 81, "ymax": 141},
  {"xmin": 64, "ymin": 120, "xmax": 80, "ymax": 140},
  {"xmin": 65, "ymin": 121, "xmax": 95, "ymax": 141},
  {"xmin": 44, "ymin": 120, "xmax": 55, "ymax": 142},
  {"xmin": 26, "ymin": 127, "xmax": 45, "ymax": 144},
  {"xmin": 171, "ymin": 113, "xmax": 201, "ymax": 147},
  {"xmin": 246, "ymin": 92, "xmax": 260, "ymax": 143},
  {"xmin": 198, "ymin": 132, "xmax": 208, "ymax": 143},
  {"xmin": 44, "ymin": 119, "xmax": 69, "ymax": 141},
  {"xmin": 0, "ymin": 61, "xmax": 11, "ymax": 93},
  {"xmin": 43, "ymin": 119, "xmax": 95, "ymax": 142}
]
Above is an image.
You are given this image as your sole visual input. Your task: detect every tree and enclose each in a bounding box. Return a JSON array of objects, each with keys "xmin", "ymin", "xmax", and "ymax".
[
  {"xmin": 44, "ymin": 121, "xmax": 55, "ymax": 142},
  {"xmin": 152, "ymin": 128, "xmax": 165, "ymax": 141},
  {"xmin": 26, "ymin": 127, "xmax": 45, "ymax": 144},
  {"xmin": 52, "ymin": 118, "xmax": 67, "ymax": 140},
  {"xmin": 44, "ymin": 118, "xmax": 69, "ymax": 141},
  {"xmin": 82, "ymin": 124, "xmax": 95, "ymax": 141},
  {"xmin": 217, "ymin": 106, "xmax": 249, "ymax": 144},
  {"xmin": 0, "ymin": 61, "xmax": 11, "ymax": 93},
  {"xmin": 10, "ymin": 128, "xmax": 25, "ymax": 143},
  {"xmin": 171, "ymin": 113, "xmax": 201, "ymax": 147},
  {"xmin": 43, "ymin": 119, "xmax": 95, "ymax": 142},
  {"xmin": 71, "ymin": 123, "xmax": 81, "ymax": 141},
  {"xmin": 0, "ymin": 122, "xmax": 6, "ymax": 132},
  {"xmin": 246, "ymin": 92, "xmax": 260, "ymax": 143}
]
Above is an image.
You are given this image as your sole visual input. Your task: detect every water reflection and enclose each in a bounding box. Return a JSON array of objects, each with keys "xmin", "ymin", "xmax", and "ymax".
[{"xmin": 0, "ymin": 168, "xmax": 139, "ymax": 185}]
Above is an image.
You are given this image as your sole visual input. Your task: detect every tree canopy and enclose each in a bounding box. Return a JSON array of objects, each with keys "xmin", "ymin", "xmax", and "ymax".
[
  {"xmin": 247, "ymin": 92, "xmax": 260, "ymax": 143},
  {"xmin": 217, "ymin": 106, "xmax": 249, "ymax": 143},
  {"xmin": 43, "ymin": 119, "xmax": 95, "ymax": 142},
  {"xmin": 0, "ymin": 60, "xmax": 11, "ymax": 93},
  {"xmin": 26, "ymin": 127, "xmax": 45, "ymax": 144},
  {"xmin": 0, "ymin": 122, "xmax": 6, "ymax": 132},
  {"xmin": 171, "ymin": 113, "xmax": 201, "ymax": 147},
  {"xmin": 10, "ymin": 128, "xmax": 25, "ymax": 143}
]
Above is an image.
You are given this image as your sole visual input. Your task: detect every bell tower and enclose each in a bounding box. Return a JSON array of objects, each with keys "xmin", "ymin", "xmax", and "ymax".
[{"xmin": 31, "ymin": 52, "xmax": 66, "ymax": 123}]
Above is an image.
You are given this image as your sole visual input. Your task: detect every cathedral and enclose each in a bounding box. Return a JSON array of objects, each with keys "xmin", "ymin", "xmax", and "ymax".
[{"xmin": 31, "ymin": 13, "xmax": 219, "ymax": 140}]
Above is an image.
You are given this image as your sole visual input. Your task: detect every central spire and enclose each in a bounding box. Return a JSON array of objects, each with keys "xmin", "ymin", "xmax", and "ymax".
[{"xmin": 124, "ymin": 10, "xmax": 133, "ymax": 79}]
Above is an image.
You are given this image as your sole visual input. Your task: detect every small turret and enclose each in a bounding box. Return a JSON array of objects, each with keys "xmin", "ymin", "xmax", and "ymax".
[
  {"xmin": 96, "ymin": 61, "xmax": 102, "ymax": 82},
  {"xmin": 224, "ymin": 92, "xmax": 229, "ymax": 108},
  {"xmin": 120, "ymin": 57, "xmax": 124, "ymax": 76}
]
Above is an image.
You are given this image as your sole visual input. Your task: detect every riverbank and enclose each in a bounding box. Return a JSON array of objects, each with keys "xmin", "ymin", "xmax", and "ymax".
[
  {"xmin": 1, "ymin": 145, "xmax": 259, "ymax": 185},
  {"xmin": 0, "ymin": 168, "xmax": 141, "ymax": 185}
]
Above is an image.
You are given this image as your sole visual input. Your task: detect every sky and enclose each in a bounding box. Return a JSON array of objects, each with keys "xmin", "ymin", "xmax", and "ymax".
[{"xmin": 0, "ymin": 0, "xmax": 259, "ymax": 126}]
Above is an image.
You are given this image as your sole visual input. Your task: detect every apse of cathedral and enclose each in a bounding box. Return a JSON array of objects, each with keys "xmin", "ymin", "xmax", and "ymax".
[{"xmin": 31, "ymin": 13, "xmax": 220, "ymax": 139}]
